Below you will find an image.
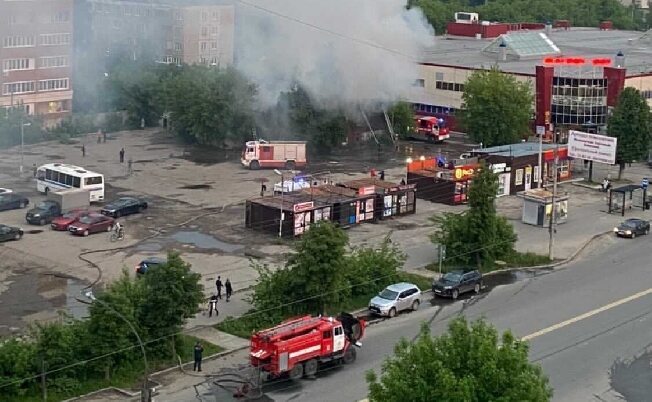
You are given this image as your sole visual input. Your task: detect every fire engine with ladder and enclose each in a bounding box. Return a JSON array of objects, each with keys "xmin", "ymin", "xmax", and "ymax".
[
  {"xmin": 250, "ymin": 313, "xmax": 365, "ymax": 381},
  {"xmin": 412, "ymin": 116, "xmax": 450, "ymax": 143}
]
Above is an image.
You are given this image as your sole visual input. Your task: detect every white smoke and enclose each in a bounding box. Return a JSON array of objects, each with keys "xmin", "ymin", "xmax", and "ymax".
[{"xmin": 236, "ymin": 0, "xmax": 435, "ymax": 108}]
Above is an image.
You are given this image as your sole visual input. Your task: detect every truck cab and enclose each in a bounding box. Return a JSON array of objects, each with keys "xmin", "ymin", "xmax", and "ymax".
[{"xmin": 413, "ymin": 116, "xmax": 450, "ymax": 143}]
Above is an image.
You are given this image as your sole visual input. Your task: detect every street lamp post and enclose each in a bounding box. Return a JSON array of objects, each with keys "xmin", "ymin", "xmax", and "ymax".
[
  {"xmin": 20, "ymin": 118, "xmax": 31, "ymax": 176},
  {"xmin": 274, "ymin": 169, "xmax": 284, "ymax": 238},
  {"xmin": 82, "ymin": 290, "xmax": 151, "ymax": 402}
]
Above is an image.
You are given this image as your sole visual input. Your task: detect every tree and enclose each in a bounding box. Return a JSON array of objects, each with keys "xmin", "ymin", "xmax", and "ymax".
[
  {"xmin": 608, "ymin": 87, "xmax": 651, "ymax": 179},
  {"xmin": 366, "ymin": 318, "xmax": 552, "ymax": 402},
  {"xmin": 460, "ymin": 68, "xmax": 532, "ymax": 147},
  {"xmin": 285, "ymin": 221, "xmax": 350, "ymax": 314},
  {"xmin": 432, "ymin": 163, "xmax": 517, "ymax": 268},
  {"xmin": 138, "ymin": 251, "xmax": 204, "ymax": 353},
  {"xmin": 346, "ymin": 237, "xmax": 405, "ymax": 297},
  {"xmin": 388, "ymin": 101, "xmax": 415, "ymax": 139},
  {"xmin": 0, "ymin": 107, "xmax": 43, "ymax": 148}
]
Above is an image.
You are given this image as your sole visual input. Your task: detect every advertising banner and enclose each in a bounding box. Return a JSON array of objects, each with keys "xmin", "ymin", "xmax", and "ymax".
[{"xmin": 568, "ymin": 130, "xmax": 617, "ymax": 164}]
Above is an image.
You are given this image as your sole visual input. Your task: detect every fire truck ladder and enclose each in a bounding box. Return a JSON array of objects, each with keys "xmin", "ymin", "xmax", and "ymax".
[
  {"xmin": 383, "ymin": 108, "xmax": 398, "ymax": 146},
  {"xmin": 359, "ymin": 107, "xmax": 380, "ymax": 146},
  {"xmin": 251, "ymin": 127, "xmax": 258, "ymax": 141}
]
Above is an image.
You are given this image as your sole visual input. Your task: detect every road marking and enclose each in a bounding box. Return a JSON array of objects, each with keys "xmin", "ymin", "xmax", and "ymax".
[{"xmin": 521, "ymin": 287, "xmax": 652, "ymax": 341}]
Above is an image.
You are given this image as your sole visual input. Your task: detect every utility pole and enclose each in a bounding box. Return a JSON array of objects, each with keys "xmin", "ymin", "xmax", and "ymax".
[
  {"xmin": 548, "ymin": 143, "xmax": 559, "ymax": 261},
  {"xmin": 41, "ymin": 358, "xmax": 47, "ymax": 402}
]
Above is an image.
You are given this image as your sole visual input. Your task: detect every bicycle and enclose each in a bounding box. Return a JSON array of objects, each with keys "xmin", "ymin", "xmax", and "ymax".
[{"xmin": 110, "ymin": 226, "xmax": 125, "ymax": 242}]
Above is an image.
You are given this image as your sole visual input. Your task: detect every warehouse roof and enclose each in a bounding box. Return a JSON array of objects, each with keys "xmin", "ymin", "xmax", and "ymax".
[
  {"xmin": 422, "ymin": 28, "xmax": 652, "ymax": 76},
  {"xmin": 472, "ymin": 142, "xmax": 564, "ymax": 158}
]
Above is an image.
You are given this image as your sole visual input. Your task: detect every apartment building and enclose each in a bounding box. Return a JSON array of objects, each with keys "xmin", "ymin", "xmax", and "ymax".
[
  {"xmin": 81, "ymin": 0, "xmax": 234, "ymax": 67},
  {"xmin": 0, "ymin": 0, "xmax": 74, "ymax": 124},
  {"xmin": 181, "ymin": 5, "xmax": 235, "ymax": 67},
  {"xmin": 618, "ymin": 0, "xmax": 650, "ymax": 9}
]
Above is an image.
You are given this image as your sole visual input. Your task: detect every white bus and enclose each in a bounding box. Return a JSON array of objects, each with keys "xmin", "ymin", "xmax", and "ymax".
[{"xmin": 36, "ymin": 163, "xmax": 105, "ymax": 202}]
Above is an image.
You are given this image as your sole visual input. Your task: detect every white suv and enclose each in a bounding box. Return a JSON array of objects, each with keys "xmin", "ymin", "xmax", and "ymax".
[{"xmin": 368, "ymin": 282, "xmax": 421, "ymax": 318}]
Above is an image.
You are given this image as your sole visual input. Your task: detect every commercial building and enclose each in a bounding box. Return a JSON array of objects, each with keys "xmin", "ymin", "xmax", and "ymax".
[
  {"xmin": 1, "ymin": 0, "xmax": 74, "ymax": 124},
  {"xmin": 409, "ymin": 25, "xmax": 652, "ymax": 134}
]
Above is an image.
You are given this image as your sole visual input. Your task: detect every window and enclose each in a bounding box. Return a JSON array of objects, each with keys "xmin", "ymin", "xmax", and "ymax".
[
  {"xmin": 334, "ymin": 327, "xmax": 343, "ymax": 336},
  {"xmin": 414, "ymin": 79, "xmax": 425, "ymax": 87},
  {"xmin": 3, "ymin": 35, "xmax": 35, "ymax": 48},
  {"xmin": 201, "ymin": 27, "xmax": 209, "ymax": 36},
  {"xmin": 84, "ymin": 176, "xmax": 103, "ymax": 186},
  {"xmin": 211, "ymin": 26, "xmax": 218, "ymax": 35},
  {"xmin": 38, "ymin": 78, "xmax": 69, "ymax": 91},
  {"xmin": 3, "ymin": 81, "xmax": 35, "ymax": 95},
  {"xmin": 201, "ymin": 12, "xmax": 208, "ymax": 22},
  {"xmin": 211, "ymin": 41, "xmax": 218, "ymax": 49},
  {"xmin": 40, "ymin": 33, "xmax": 71, "ymax": 46},
  {"xmin": 38, "ymin": 56, "xmax": 68, "ymax": 68},
  {"xmin": 212, "ymin": 11, "xmax": 218, "ymax": 20},
  {"xmin": 515, "ymin": 169, "xmax": 524, "ymax": 185},
  {"xmin": 3, "ymin": 58, "xmax": 32, "ymax": 71},
  {"xmin": 435, "ymin": 72, "xmax": 444, "ymax": 81},
  {"xmin": 200, "ymin": 42, "xmax": 208, "ymax": 51},
  {"xmin": 73, "ymin": 177, "xmax": 80, "ymax": 188},
  {"xmin": 51, "ymin": 11, "xmax": 70, "ymax": 23}
]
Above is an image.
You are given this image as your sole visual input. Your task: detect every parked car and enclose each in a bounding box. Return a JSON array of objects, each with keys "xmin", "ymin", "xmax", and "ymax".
[
  {"xmin": 68, "ymin": 214, "xmax": 115, "ymax": 236},
  {"xmin": 0, "ymin": 193, "xmax": 29, "ymax": 211},
  {"xmin": 0, "ymin": 188, "xmax": 13, "ymax": 194},
  {"xmin": 135, "ymin": 257, "xmax": 167, "ymax": 275},
  {"xmin": 51, "ymin": 209, "xmax": 93, "ymax": 231},
  {"xmin": 432, "ymin": 270, "xmax": 483, "ymax": 299},
  {"xmin": 26, "ymin": 200, "xmax": 62, "ymax": 225},
  {"xmin": 0, "ymin": 224, "xmax": 23, "ymax": 242},
  {"xmin": 613, "ymin": 218, "xmax": 650, "ymax": 238},
  {"xmin": 101, "ymin": 197, "xmax": 148, "ymax": 218},
  {"xmin": 368, "ymin": 282, "xmax": 421, "ymax": 318}
]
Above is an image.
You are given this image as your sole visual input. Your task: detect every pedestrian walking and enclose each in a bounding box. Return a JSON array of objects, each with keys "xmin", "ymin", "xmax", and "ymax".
[
  {"xmin": 128, "ymin": 158, "xmax": 133, "ymax": 175},
  {"xmin": 82, "ymin": 144, "xmax": 86, "ymax": 157},
  {"xmin": 208, "ymin": 293, "xmax": 219, "ymax": 317},
  {"xmin": 102, "ymin": 129, "xmax": 107, "ymax": 143},
  {"xmin": 379, "ymin": 170, "xmax": 385, "ymax": 181},
  {"xmin": 400, "ymin": 178, "xmax": 406, "ymax": 185},
  {"xmin": 32, "ymin": 163, "xmax": 37, "ymax": 178},
  {"xmin": 215, "ymin": 276, "xmax": 223, "ymax": 300},
  {"xmin": 119, "ymin": 147, "xmax": 125, "ymax": 163},
  {"xmin": 225, "ymin": 278, "xmax": 233, "ymax": 302},
  {"xmin": 260, "ymin": 182, "xmax": 267, "ymax": 197},
  {"xmin": 193, "ymin": 342, "xmax": 204, "ymax": 372},
  {"xmin": 97, "ymin": 130, "xmax": 101, "ymax": 144}
]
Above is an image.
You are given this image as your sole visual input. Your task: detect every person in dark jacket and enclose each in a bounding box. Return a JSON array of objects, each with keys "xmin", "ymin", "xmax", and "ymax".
[
  {"xmin": 215, "ymin": 276, "xmax": 223, "ymax": 300},
  {"xmin": 225, "ymin": 279, "xmax": 233, "ymax": 302},
  {"xmin": 193, "ymin": 342, "xmax": 204, "ymax": 371},
  {"xmin": 119, "ymin": 147, "xmax": 125, "ymax": 163},
  {"xmin": 208, "ymin": 293, "xmax": 218, "ymax": 317}
]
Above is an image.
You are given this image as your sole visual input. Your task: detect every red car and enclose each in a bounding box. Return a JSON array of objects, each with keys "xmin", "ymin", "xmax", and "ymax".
[
  {"xmin": 51, "ymin": 209, "xmax": 93, "ymax": 231},
  {"xmin": 68, "ymin": 214, "xmax": 115, "ymax": 236}
]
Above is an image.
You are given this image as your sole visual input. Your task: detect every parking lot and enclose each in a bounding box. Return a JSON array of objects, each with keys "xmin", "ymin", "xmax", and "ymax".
[{"xmin": 0, "ymin": 129, "xmax": 469, "ymax": 335}]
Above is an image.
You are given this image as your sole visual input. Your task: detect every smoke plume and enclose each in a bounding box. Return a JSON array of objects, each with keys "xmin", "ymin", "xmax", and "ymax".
[{"xmin": 236, "ymin": 0, "xmax": 435, "ymax": 109}]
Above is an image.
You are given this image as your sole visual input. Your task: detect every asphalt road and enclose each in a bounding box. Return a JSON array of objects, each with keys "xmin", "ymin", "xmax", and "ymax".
[{"xmin": 261, "ymin": 233, "xmax": 652, "ymax": 402}]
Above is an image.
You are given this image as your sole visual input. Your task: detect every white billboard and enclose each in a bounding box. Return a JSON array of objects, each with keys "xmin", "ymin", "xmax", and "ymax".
[{"xmin": 568, "ymin": 130, "xmax": 617, "ymax": 165}]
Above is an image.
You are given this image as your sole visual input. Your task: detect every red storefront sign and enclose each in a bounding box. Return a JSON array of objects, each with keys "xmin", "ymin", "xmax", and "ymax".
[
  {"xmin": 293, "ymin": 201, "xmax": 314, "ymax": 213},
  {"xmin": 543, "ymin": 57, "xmax": 612, "ymax": 66},
  {"xmin": 454, "ymin": 165, "xmax": 477, "ymax": 181},
  {"xmin": 358, "ymin": 186, "xmax": 376, "ymax": 196},
  {"xmin": 543, "ymin": 147, "xmax": 568, "ymax": 161}
]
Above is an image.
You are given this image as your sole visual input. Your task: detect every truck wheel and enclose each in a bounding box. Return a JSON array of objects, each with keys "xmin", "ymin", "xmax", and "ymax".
[
  {"xmin": 342, "ymin": 347, "xmax": 357, "ymax": 364},
  {"xmin": 288, "ymin": 363, "xmax": 303, "ymax": 380},
  {"xmin": 250, "ymin": 160, "xmax": 260, "ymax": 170},
  {"xmin": 285, "ymin": 160, "xmax": 295, "ymax": 170},
  {"xmin": 303, "ymin": 359, "xmax": 318, "ymax": 378}
]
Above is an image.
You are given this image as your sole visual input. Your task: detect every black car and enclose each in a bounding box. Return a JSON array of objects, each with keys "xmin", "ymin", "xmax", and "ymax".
[
  {"xmin": 101, "ymin": 197, "xmax": 148, "ymax": 218},
  {"xmin": 26, "ymin": 200, "xmax": 62, "ymax": 225},
  {"xmin": 0, "ymin": 193, "xmax": 29, "ymax": 211},
  {"xmin": 432, "ymin": 270, "xmax": 483, "ymax": 299},
  {"xmin": 0, "ymin": 224, "xmax": 23, "ymax": 242},
  {"xmin": 135, "ymin": 257, "xmax": 166, "ymax": 275},
  {"xmin": 614, "ymin": 218, "xmax": 650, "ymax": 238}
]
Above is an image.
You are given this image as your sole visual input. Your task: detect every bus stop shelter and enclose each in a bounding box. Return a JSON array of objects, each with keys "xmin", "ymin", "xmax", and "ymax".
[{"xmin": 608, "ymin": 184, "xmax": 648, "ymax": 216}]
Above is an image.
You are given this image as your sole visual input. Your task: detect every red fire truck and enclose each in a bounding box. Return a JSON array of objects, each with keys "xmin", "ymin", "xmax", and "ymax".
[
  {"xmin": 250, "ymin": 313, "xmax": 365, "ymax": 381},
  {"xmin": 411, "ymin": 116, "xmax": 450, "ymax": 143},
  {"xmin": 241, "ymin": 140, "xmax": 307, "ymax": 170}
]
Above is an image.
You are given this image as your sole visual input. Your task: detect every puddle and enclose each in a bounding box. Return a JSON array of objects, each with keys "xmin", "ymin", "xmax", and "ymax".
[
  {"xmin": 145, "ymin": 147, "xmax": 169, "ymax": 151},
  {"xmin": 44, "ymin": 154, "xmax": 65, "ymax": 160},
  {"xmin": 483, "ymin": 268, "xmax": 553, "ymax": 289},
  {"xmin": 134, "ymin": 159, "xmax": 156, "ymax": 163},
  {"xmin": 135, "ymin": 242, "xmax": 164, "ymax": 252},
  {"xmin": 610, "ymin": 351, "xmax": 652, "ymax": 401},
  {"xmin": 0, "ymin": 273, "xmax": 88, "ymax": 335},
  {"xmin": 27, "ymin": 229, "xmax": 43, "ymax": 234},
  {"xmin": 162, "ymin": 166, "xmax": 177, "ymax": 170},
  {"xmin": 170, "ymin": 231, "xmax": 244, "ymax": 252},
  {"xmin": 180, "ymin": 184, "xmax": 212, "ymax": 190}
]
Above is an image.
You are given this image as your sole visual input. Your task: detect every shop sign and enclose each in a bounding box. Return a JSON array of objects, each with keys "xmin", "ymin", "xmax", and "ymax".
[
  {"xmin": 358, "ymin": 186, "xmax": 375, "ymax": 196},
  {"xmin": 454, "ymin": 166, "xmax": 476, "ymax": 180},
  {"xmin": 490, "ymin": 163, "xmax": 508, "ymax": 173},
  {"xmin": 293, "ymin": 201, "xmax": 314, "ymax": 213}
]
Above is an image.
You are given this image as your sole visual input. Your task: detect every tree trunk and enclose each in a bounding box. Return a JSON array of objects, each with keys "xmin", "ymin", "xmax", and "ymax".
[
  {"xmin": 104, "ymin": 362, "xmax": 111, "ymax": 381},
  {"xmin": 618, "ymin": 162, "xmax": 625, "ymax": 180}
]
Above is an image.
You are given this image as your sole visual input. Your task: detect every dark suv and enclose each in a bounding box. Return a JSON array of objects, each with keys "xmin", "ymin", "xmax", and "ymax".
[
  {"xmin": 135, "ymin": 257, "xmax": 167, "ymax": 275},
  {"xmin": 26, "ymin": 200, "xmax": 62, "ymax": 225},
  {"xmin": 432, "ymin": 270, "xmax": 483, "ymax": 299}
]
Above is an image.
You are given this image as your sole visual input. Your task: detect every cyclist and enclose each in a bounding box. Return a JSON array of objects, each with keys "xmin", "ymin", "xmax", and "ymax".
[{"xmin": 113, "ymin": 221, "xmax": 124, "ymax": 239}]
